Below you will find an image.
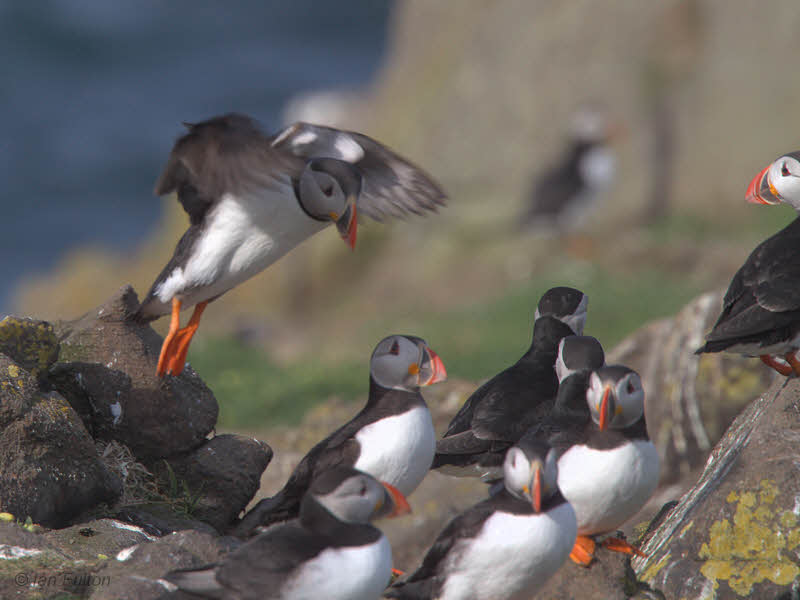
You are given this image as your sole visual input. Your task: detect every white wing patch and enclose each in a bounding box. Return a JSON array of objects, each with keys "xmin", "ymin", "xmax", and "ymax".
[
  {"xmin": 334, "ymin": 134, "xmax": 365, "ymax": 163},
  {"xmin": 291, "ymin": 130, "xmax": 318, "ymax": 147}
]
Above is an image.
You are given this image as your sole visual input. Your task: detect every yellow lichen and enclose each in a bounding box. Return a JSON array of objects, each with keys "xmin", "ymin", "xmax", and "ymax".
[
  {"xmin": 640, "ymin": 552, "xmax": 671, "ymax": 582},
  {"xmin": 7, "ymin": 364, "xmax": 19, "ymax": 378},
  {"xmin": 698, "ymin": 479, "xmax": 800, "ymax": 596}
]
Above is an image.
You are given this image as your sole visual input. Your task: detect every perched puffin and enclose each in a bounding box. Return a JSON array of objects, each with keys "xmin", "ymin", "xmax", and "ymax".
[
  {"xmin": 386, "ymin": 439, "xmax": 576, "ymax": 600},
  {"xmin": 521, "ymin": 107, "xmax": 618, "ymax": 232},
  {"xmin": 696, "ymin": 152, "xmax": 800, "ymax": 376},
  {"xmin": 233, "ymin": 334, "xmax": 446, "ymax": 536},
  {"xmin": 431, "ymin": 287, "xmax": 587, "ymax": 480},
  {"xmin": 526, "ymin": 365, "xmax": 658, "ymax": 566},
  {"xmin": 133, "ymin": 114, "xmax": 446, "ymax": 376},
  {"xmin": 164, "ymin": 467, "xmax": 410, "ymax": 600}
]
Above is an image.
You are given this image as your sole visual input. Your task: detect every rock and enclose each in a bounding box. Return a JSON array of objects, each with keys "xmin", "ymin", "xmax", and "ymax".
[
  {"xmin": 114, "ymin": 504, "xmax": 219, "ymax": 538},
  {"xmin": 90, "ymin": 529, "xmax": 238, "ymax": 600},
  {"xmin": 50, "ymin": 285, "xmax": 218, "ymax": 461},
  {"xmin": 633, "ymin": 376, "xmax": 800, "ymax": 598},
  {"xmin": 536, "ymin": 547, "xmax": 658, "ymax": 600},
  {"xmin": 152, "ymin": 434, "xmax": 273, "ymax": 532},
  {"xmin": 0, "ymin": 354, "xmax": 121, "ymax": 528},
  {"xmin": 0, "ymin": 316, "xmax": 59, "ymax": 379},
  {"xmin": 608, "ymin": 290, "xmax": 773, "ymax": 486}
]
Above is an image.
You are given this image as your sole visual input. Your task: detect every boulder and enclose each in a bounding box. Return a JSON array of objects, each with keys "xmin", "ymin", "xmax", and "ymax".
[
  {"xmin": 608, "ymin": 290, "xmax": 774, "ymax": 486},
  {"xmin": 152, "ymin": 434, "xmax": 273, "ymax": 532},
  {"xmin": 0, "ymin": 354, "xmax": 121, "ymax": 528},
  {"xmin": 633, "ymin": 376, "xmax": 800, "ymax": 598},
  {"xmin": 50, "ymin": 285, "xmax": 219, "ymax": 461}
]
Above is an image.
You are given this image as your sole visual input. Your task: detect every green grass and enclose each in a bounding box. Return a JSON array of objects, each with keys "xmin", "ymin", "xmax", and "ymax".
[{"xmin": 189, "ymin": 261, "xmax": 703, "ymax": 430}]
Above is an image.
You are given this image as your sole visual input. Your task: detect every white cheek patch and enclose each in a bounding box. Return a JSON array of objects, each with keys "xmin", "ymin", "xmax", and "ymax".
[{"xmin": 334, "ymin": 134, "xmax": 364, "ymax": 163}]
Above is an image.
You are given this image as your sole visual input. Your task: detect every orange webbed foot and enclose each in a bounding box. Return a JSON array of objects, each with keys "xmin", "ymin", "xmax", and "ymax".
[
  {"xmin": 602, "ymin": 536, "xmax": 647, "ymax": 558},
  {"xmin": 156, "ymin": 300, "xmax": 207, "ymax": 377},
  {"xmin": 569, "ymin": 535, "xmax": 596, "ymax": 566}
]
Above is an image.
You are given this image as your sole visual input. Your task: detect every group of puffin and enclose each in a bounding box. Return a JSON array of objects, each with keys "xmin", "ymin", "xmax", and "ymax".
[{"xmin": 131, "ymin": 113, "xmax": 800, "ymax": 599}]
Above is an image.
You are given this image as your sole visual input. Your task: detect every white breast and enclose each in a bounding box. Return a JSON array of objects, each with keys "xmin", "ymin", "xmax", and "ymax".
[
  {"xmin": 557, "ymin": 439, "xmax": 659, "ymax": 535},
  {"xmin": 281, "ymin": 535, "xmax": 392, "ymax": 600},
  {"xmin": 439, "ymin": 503, "xmax": 577, "ymax": 600},
  {"xmin": 353, "ymin": 406, "xmax": 435, "ymax": 496},
  {"xmin": 155, "ymin": 184, "xmax": 328, "ymax": 306}
]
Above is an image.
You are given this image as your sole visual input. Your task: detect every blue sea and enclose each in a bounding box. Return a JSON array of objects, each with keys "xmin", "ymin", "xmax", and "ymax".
[{"xmin": 0, "ymin": 1, "xmax": 392, "ymax": 312}]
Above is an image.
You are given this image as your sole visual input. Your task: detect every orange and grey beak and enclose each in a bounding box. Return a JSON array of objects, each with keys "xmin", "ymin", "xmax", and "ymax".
[
  {"xmin": 381, "ymin": 482, "xmax": 411, "ymax": 518},
  {"xmin": 531, "ymin": 467, "xmax": 543, "ymax": 513},
  {"xmin": 746, "ymin": 164, "xmax": 781, "ymax": 205},
  {"xmin": 598, "ymin": 385, "xmax": 613, "ymax": 431},
  {"xmin": 419, "ymin": 347, "xmax": 447, "ymax": 386},
  {"xmin": 334, "ymin": 197, "xmax": 358, "ymax": 250}
]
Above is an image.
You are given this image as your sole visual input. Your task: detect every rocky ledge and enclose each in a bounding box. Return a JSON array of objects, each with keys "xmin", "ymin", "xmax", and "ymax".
[{"xmin": 0, "ymin": 287, "xmax": 796, "ymax": 599}]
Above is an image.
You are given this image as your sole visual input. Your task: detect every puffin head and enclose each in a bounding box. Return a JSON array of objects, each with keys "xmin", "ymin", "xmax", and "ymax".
[
  {"xmin": 297, "ymin": 157, "xmax": 361, "ymax": 249},
  {"xmin": 585, "ymin": 365, "xmax": 645, "ymax": 432},
  {"xmin": 746, "ymin": 152, "xmax": 800, "ymax": 210},
  {"xmin": 503, "ymin": 439, "xmax": 560, "ymax": 513},
  {"xmin": 370, "ymin": 334, "xmax": 447, "ymax": 392}
]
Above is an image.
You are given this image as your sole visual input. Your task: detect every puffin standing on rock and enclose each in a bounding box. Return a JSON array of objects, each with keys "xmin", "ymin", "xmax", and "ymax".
[
  {"xmin": 133, "ymin": 114, "xmax": 446, "ymax": 376},
  {"xmin": 526, "ymin": 365, "xmax": 658, "ymax": 566},
  {"xmin": 386, "ymin": 439, "xmax": 576, "ymax": 600},
  {"xmin": 165, "ymin": 467, "xmax": 410, "ymax": 600},
  {"xmin": 431, "ymin": 287, "xmax": 587, "ymax": 480},
  {"xmin": 697, "ymin": 152, "xmax": 800, "ymax": 376},
  {"xmin": 233, "ymin": 334, "xmax": 446, "ymax": 537}
]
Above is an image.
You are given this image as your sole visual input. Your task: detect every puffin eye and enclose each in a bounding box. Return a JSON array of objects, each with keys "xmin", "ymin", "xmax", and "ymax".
[
  {"xmin": 323, "ymin": 185, "xmax": 333, "ymax": 197},
  {"xmin": 626, "ymin": 379, "xmax": 636, "ymax": 394},
  {"xmin": 389, "ymin": 341, "xmax": 400, "ymax": 355},
  {"xmin": 359, "ymin": 482, "xmax": 367, "ymax": 496},
  {"xmin": 782, "ymin": 162, "xmax": 790, "ymax": 177}
]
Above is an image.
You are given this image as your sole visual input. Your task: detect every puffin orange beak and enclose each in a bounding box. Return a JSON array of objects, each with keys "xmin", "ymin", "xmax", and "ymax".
[
  {"xmin": 421, "ymin": 347, "xmax": 447, "ymax": 386},
  {"xmin": 335, "ymin": 198, "xmax": 358, "ymax": 250},
  {"xmin": 746, "ymin": 164, "xmax": 779, "ymax": 205},
  {"xmin": 381, "ymin": 482, "xmax": 411, "ymax": 517},
  {"xmin": 531, "ymin": 468, "xmax": 543, "ymax": 514},
  {"xmin": 598, "ymin": 386, "xmax": 611, "ymax": 431}
]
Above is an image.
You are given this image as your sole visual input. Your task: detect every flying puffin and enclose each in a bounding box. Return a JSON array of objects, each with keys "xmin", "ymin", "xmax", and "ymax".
[
  {"xmin": 164, "ymin": 467, "xmax": 410, "ymax": 600},
  {"xmin": 232, "ymin": 334, "xmax": 446, "ymax": 537},
  {"xmin": 386, "ymin": 439, "xmax": 576, "ymax": 600},
  {"xmin": 133, "ymin": 114, "xmax": 446, "ymax": 376},
  {"xmin": 521, "ymin": 107, "xmax": 618, "ymax": 232},
  {"xmin": 696, "ymin": 151, "xmax": 800, "ymax": 376},
  {"xmin": 431, "ymin": 287, "xmax": 587, "ymax": 480},
  {"xmin": 525, "ymin": 365, "xmax": 659, "ymax": 566}
]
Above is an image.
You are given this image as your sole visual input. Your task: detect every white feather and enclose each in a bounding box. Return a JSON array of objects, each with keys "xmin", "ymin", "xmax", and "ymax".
[
  {"xmin": 354, "ymin": 405, "xmax": 435, "ymax": 496},
  {"xmin": 438, "ymin": 502, "xmax": 577, "ymax": 600},
  {"xmin": 557, "ymin": 439, "xmax": 659, "ymax": 535},
  {"xmin": 333, "ymin": 134, "xmax": 364, "ymax": 163}
]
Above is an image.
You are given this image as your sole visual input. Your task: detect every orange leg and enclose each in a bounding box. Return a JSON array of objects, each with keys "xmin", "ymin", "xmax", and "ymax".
[
  {"xmin": 602, "ymin": 536, "xmax": 647, "ymax": 558},
  {"xmin": 760, "ymin": 354, "xmax": 794, "ymax": 377},
  {"xmin": 163, "ymin": 301, "xmax": 208, "ymax": 376},
  {"xmin": 569, "ymin": 535, "xmax": 596, "ymax": 566},
  {"xmin": 156, "ymin": 298, "xmax": 182, "ymax": 377},
  {"xmin": 391, "ymin": 568, "xmax": 405, "ymax": 578},
  {"xmin": 785, "ymin": 352, "xmax": 800, "ymax": 376}
]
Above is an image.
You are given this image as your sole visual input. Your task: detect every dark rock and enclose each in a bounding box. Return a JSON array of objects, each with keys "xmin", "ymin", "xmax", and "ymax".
[
  {"xmin": 151, "ymin": 434, "xmax": 273, "ymax": 532},
  {"xmin": 0, "ymin": 354, "xmax": 121, "ymax": 528},
  {"xmin": 50, "ymin": 285, "xmax": 218, "ymax": 461},
  {"xmin": 114, "ymin": 504, "xmax": 219, "ymax": 537},
  {"xmin": 0, "ymin": 316, "xmax": 60, "ymax": 380},
  {"xmin": 90, "ymin": 529, "xmax": 237, "ymax": 600},
  {"xmin": 43, "ymin": 519, "xmax": 160, "ymax": 561},
  {"xmin": 609, "ymin": 290, "xmax": 774, "ymax": 486},
  {"xmin": 633, "ymin": 377, "xmax": 800, "ymax": 598}
]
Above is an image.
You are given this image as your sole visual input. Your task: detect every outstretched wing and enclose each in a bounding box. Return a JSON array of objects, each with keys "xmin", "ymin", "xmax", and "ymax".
[{"xmin": 270, "ymin": 122, "xmax": 446, "ymax": 221}]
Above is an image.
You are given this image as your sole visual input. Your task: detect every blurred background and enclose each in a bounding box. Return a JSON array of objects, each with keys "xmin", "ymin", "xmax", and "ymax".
[{"xmin": 5, "ymin": 0, "xmax": 800, "ymax": 430}]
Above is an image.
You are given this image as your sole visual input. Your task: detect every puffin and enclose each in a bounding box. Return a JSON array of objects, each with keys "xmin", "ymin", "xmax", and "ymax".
[
  {"xmin": 386, "ymin": 439, "xmax": 577, "ymax": 600},
  {"xmin": 696, "ymin": 151, "xmax": 800, "ymax": 376},
  {"xmin": 133, "ymin": 114, "xmax": 446, "ymax": 376},
  {"xmin": 164, "ymin": 467, "xmax": 410, "ymax": 600},
  {"xmin": 525, "ymin": 365, "xmax": 659, "ymax": 566},
  {"xmin": 431, "ymin": 287, "xmax": 587, "ymax": 480},
  {"xmin": 521, "ymin": 107, "xmax": 618, "ymax": 232},
  {"xmin": 233, "ymin": 334, "xmax": 446, "ymax": 536}
]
